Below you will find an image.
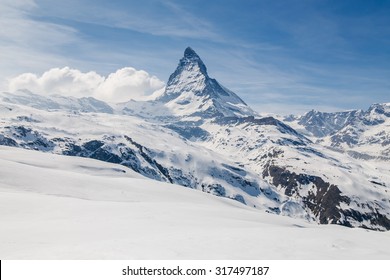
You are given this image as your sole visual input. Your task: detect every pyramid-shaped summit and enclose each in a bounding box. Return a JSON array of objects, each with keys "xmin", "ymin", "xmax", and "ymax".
[
  {"xmin": 183, "ymin": 46, "xmax": 202, "ymax": 60},
  {"xmin": 159, "ymin": 47, "xmax": 255, "ymax": 118}
]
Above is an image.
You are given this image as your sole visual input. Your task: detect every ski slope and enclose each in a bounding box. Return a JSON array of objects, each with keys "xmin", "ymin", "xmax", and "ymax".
[{"xmin": 1, "ymin": 146, "xmax": 389, "ymax": 259}]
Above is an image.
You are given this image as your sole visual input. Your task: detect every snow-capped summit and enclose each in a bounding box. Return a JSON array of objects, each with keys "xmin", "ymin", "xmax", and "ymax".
[
  {"xmin": 158, "ymin": 47, "xmax": 255, "ymax": 118},
  {"xmin": 364, "ymin": 103, "xmax": 390, "ymax": 125},
  {"xmin": 180, "ymin": 46, "xmax": 208, "ymax": 75}
]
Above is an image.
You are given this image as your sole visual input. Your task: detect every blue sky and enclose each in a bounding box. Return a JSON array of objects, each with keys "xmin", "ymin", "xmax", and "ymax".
[{"xmin": 1, "ymin": 0, "xmax": 389, "ymax": 114}]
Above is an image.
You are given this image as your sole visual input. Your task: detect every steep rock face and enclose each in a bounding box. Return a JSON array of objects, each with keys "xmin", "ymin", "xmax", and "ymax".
[{"xmin": 158, "ymin": 47, "xmax": 255, "ymax": 118}]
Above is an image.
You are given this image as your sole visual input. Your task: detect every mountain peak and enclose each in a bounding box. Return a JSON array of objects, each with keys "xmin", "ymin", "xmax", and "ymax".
[
  {"xmin": 184, "ymin": 47, "xmax": 199, "ymax": 59},
  {"xmin": 176, "ymin": 47, "xmax": 208, "ymax": 77},
  {"xmin": 157, "ymin": 47, "xmax": 255, "ymax": 118}
]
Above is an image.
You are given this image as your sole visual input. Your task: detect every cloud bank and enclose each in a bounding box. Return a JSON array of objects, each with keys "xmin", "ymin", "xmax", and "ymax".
[{"xmin": 8, "ymin": 67, "xmax": 165, "ymax": 103}]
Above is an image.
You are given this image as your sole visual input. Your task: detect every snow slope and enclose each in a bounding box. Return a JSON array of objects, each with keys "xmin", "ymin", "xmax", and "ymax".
[{"xmin": 1, "ymin": 146, "xmax": 390, "ymax": 259}]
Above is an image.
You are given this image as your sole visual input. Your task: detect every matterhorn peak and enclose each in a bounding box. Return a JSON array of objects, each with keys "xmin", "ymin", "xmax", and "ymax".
[
  {"xmin": 173, "ymin": 46, "xmax": 208, "ymax": 78},
  {"xmin": 184, "ymin": 46, "xmax": 199, "ymax": 59},
  {"xmin": 158, "ymin": 47, "xmax": 255, "ymax": 118}
]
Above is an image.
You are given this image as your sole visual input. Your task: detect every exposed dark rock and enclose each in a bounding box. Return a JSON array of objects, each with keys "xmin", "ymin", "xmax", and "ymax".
[
  {"xmin": 83, "ymin": 140, "xmax": 105, "ymax": 151},
  {"xmin": 0, "ymin": 135, "xmax": 18, "ymax": 146},
  {"xmin": 232, "ymin": 194, "xmax": 246, "ymax": 204},
  {"xmin": 89, "ymin": 148, "xmax": 122, "ymax": 164},
  {"xmin": 202, "ymin": 183, "xmax": 226, "ymax": 196},
  {"xmin": 63, "ymin": 143, "xmax": 83, "ymax": 156},
  {"xmin": 13, "ymin": 126, "xmax": 32, "ymax": 137},
  {"xmin": 210, "ymin": 166, "xmax": 260, "ymax": 196},
  {"xmin": 166, "ymin": 124, "xmax": 210, "ymax": 141},
  {"xmin": 263, "ymin": 164, "xmax": 390, "ymax": 230},
  {"xmin": 125, "ymin": 135, "xmax": 173, "ymax": 183}
]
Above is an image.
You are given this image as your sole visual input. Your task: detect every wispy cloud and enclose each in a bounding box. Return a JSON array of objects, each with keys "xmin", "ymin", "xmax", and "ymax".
[
  {"xmin": 30, "ymin": 0, "xmax": 222, "ymax": 41},
  {"xmin": 159, "ymin": 1, "xmax": 222, "ymax": 40},
  {"xmin": 0, "ymin": 0, "xmax": 81, "ymax": 88},
  {"xmin": 0, "ymin": 1, "xmax": 77, "ymax": 48}
]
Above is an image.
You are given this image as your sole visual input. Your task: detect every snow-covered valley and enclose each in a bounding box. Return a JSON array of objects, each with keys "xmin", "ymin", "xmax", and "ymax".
[{"xmin": 1, "ymin": 146, "xmax": 390, "ymax": 259}]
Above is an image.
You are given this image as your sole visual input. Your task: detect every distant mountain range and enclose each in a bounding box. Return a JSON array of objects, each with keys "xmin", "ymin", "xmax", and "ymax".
[
  {"xmin": 1, "ymin": 47, "xmax": 390, "ymax": 230},
  {"xmin": 284, "ymin": 103, "xmax": 390, "ymax": 160}
]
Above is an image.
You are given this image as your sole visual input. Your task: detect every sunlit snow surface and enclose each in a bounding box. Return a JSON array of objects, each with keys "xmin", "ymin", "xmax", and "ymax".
[{"xmin": 1, "ymin": 146, "xmax": 389, "ymax": 259}]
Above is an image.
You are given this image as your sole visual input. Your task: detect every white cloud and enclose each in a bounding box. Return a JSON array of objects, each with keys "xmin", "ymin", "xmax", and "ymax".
[
  {"xmin": 8, "ymin": 67, "xmax": 103, "ymax": 98},
  {"xmin": 8, "ymin": 67, "xmax": 166, "ymax": 103},
  {"xmin": 95, "ymin": 67, "xmax": 165, "ymax": 102}
]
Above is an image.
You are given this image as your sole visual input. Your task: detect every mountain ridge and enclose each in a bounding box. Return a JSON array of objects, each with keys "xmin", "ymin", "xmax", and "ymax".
[{"xmin": 284, "ymin": 103, "xmax": 390, "ymax": 160}]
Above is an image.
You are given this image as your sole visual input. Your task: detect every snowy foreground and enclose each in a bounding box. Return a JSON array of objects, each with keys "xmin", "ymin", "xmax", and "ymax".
[{"xmin": 1, "ymin": 146, "xmax": 390, "ymax": 259}]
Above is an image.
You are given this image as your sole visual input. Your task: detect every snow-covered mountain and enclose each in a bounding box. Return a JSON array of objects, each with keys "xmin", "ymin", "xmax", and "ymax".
[
  {"xmin": 285, "ymin": 103, "xmax": 390, "ymax": 160},
  {"xmin": 284, "ymin": 109, "xmax": 363, "ymax": 137},
  {"xmin": 1, "ymin": 47, "xmax": 390, "ymax": 231},
  {"xmin": 0, "ymin": 89, "xmax": 113, "ymax": 113},
  {"xmin": 156, "ymin": 47, "xmax": 255, "ymax": 119}
]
